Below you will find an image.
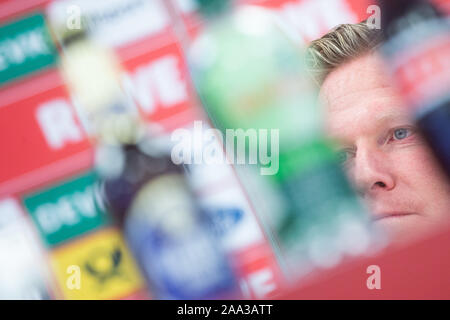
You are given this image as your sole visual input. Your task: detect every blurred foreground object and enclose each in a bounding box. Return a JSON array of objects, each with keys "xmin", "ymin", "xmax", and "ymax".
[
  {"xmin": 60, "ymin": 23, "xmax": 238, "ymax": 299},
  {"xmin": 189, "ymin": 0, "xmax": 380, "ymax": 279},
  {"xmin": 0, "ymin": 198, "xmax": 52, "ymax": 299},
  {"xmin": 102, "ymin": 144, "xmax": 238, "ymax": 299},
  {"xmin": 379, "ymin": 0, "xmax": 450, "ymax": 179},
  {"xmin": 279, "ymin": 224, "xmax": 450, "ymax": 299},
  {"xmin": 59, "ymin": 25, "xmax": 144, "ymax": 146}
]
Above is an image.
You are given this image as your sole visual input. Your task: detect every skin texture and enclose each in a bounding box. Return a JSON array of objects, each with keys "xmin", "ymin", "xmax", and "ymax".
[{"xmin": 320, "ymin": 53, "xmax": 450, "ymax": 246}]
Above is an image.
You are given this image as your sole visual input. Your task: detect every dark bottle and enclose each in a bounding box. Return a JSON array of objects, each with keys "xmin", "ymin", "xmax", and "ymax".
[
  {"xmin": 379, "ymin": 0, "xmax": 450, "ymax": 179},
  {"xmin": 100, "ymin": 143, "xmax": 238, "ymax": 299},
  {"xmin": 59, "ymin": 22, "xmax": 238, "ymax": 300}
]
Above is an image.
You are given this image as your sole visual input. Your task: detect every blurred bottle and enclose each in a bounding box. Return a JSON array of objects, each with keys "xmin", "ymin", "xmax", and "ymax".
[
  {"xmin": 379, "ymin": 0, "xmax": 450, "ymax": 179},
  {"xmin": 101, "ymin": 143, "xmax": 238, "ymax": 299},
  {"xmin": 0, "ymin": 198, "xmax": 53, "ymax": 300},
  {"xmin": 58, "ymin": 23, "xmax": 144, "ymax": 147},
  {"xmin": 188, "ymin": 0, "xmax": 377, "ymax": 277},
  {"xmin": 59, "ymin": 23, "xmax": 238, "ymax": 299}
]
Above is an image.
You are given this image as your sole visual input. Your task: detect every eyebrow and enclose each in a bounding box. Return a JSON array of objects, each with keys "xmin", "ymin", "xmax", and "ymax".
[
  {"xmin": 329, "ymin": 110, "xmax": 413, "ymax": 149},
  {"xmin": 373, "ymin": 110, "xmax": 408, "ymax": 123}
]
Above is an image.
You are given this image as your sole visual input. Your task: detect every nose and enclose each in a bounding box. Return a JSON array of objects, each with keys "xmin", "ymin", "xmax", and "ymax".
[{"xmin": 350, "ymin": 145, "xmax": 396, "ymax": 197}]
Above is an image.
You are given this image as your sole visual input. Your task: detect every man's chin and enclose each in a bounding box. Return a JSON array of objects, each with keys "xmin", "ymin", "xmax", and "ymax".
[
  {"xmin": 375, "ymin": 213, "xmax": 443, "ymax": 247},
  {"xmin": 374, "ymin": 213, "xmax": 429, "ymax": 247}
]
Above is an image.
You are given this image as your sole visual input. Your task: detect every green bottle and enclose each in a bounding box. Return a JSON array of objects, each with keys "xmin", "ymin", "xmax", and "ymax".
[{"xmin": 188, "ymin": 0, "xmax": 379, "ymax": 278}]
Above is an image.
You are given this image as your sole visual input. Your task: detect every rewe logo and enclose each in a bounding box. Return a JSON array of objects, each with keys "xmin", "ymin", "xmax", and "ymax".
[{"xmin": 171, "ymin": 121, "xmax": 279, "ymax": 176}]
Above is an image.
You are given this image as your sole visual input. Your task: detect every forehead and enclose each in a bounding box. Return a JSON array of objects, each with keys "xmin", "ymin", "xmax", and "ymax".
[
  {"xmin": 320, "ymin": 53, "xmax": 409, "ymax": 140},
  {"xmin": 320, "ymin": 53, "xmax": 391, "ymax": 102}
]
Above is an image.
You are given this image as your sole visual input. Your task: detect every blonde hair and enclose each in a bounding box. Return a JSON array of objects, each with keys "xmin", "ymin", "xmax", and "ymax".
[{"xmin": 306, "ymin": 21, "xmax": 383, "ymax": 86}]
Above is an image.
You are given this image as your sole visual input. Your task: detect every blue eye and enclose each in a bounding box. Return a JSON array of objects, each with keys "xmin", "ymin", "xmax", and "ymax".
[
  {"xmin": 336, "ymin": 150, "xmax": 351, "ymax": 164},
  {"xmin": 393, "ymin": 128, "xmax": 411, "ymax": 140},
  {"xmin": 336, "ymin": 151, "xmax": 347, "ymax": 163}
]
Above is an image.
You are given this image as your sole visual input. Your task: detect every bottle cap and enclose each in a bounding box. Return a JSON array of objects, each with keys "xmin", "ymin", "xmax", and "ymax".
[{"xmin": 195, "ymin": 0, "xmax": 231, "ymax": 17}]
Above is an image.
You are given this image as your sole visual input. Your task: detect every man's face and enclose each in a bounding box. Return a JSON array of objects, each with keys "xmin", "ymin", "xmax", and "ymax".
[{"xmin": 320, "ymin": 53, "xmax": 450, "ymax": 245}]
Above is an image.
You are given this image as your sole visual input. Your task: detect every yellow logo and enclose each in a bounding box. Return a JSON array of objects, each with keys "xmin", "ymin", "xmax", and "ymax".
[{"xmin": 50, "ymin": 228, "xmax": 147, "ymax": 299}]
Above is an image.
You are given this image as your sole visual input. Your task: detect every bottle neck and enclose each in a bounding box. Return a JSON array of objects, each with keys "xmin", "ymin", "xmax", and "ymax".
[
  {"xmin": 196, "ymin": 0, "xmax": 233, "ymax": 21},
  {"xmin": 381, "ymin": 0, "xmax": 443, "ymax": 40}
]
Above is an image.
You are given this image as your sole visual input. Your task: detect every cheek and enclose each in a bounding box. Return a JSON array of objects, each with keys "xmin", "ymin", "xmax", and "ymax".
[
  {"xmin": 395, "ymin": 145, "xmax": 441, "ymax": 179},
  {"xmin": 408, "ymin": 144, "xmax": 449, "ymax": 185},
  {"xmin": 393, "ymin": 144, "xmax": 450, "ymax": 211}
]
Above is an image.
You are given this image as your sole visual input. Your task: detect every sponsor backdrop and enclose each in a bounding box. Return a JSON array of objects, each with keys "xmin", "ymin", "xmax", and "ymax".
[{"xmin": 0, "ymin": 0, "xmax": 379, "ymax": 299}]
